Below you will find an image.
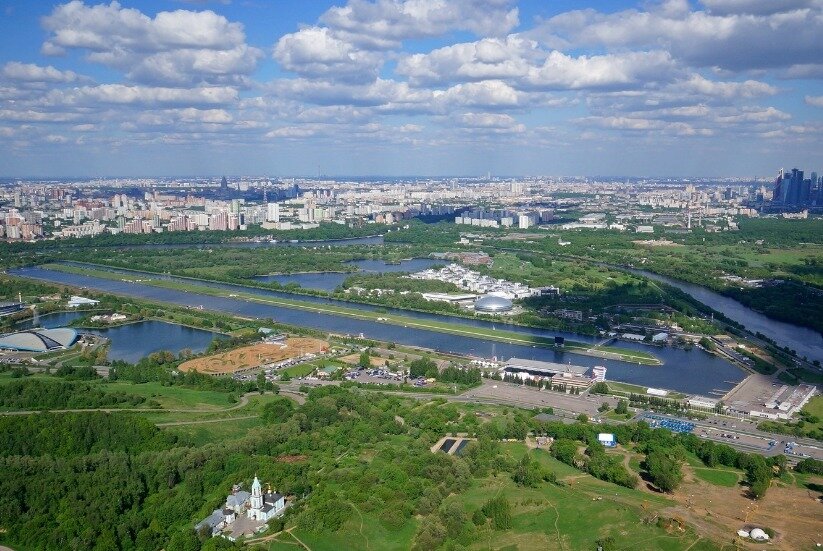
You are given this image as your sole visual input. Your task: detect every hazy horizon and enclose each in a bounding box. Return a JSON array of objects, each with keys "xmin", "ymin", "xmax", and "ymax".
[{"xmin": 0, "ymin": 0, "xmax": 821, "ymax": 177}]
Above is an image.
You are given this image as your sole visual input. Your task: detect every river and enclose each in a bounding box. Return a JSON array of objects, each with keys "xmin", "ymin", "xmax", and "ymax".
[
  {"xmin": 11, "ymin": 266, "xmax": 745, "ymax": 396},
  {"xmin": 625, "ymin": 268, "xmax": 823, "ymax": 364}
]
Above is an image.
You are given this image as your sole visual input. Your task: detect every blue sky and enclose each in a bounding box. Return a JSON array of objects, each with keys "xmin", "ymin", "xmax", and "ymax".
[{"xmin": 0, "ymin": 0, "xmax": 821, "ymax": 177}]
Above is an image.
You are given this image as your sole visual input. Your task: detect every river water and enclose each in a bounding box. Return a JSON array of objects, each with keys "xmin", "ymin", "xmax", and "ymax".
[
  {"xmin": 625, "ymin": 268, "xmax": 823, "ymax": 364},
  {"xmin": 253, "ymin": 258, "xmax": 442, "ymax": 291},
  {"xmin": 11, "ymin": 266, "xmax": 745, "ymax": 395}
]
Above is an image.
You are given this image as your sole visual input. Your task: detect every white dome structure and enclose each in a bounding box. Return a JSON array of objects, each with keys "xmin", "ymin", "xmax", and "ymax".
[
  {"xmin": 749, "ymin": 528, "xmax": 769, "ymax": 541},
  {"xmin": 474, "ymin": 294, "xmax": 513, "ymax": 313}
]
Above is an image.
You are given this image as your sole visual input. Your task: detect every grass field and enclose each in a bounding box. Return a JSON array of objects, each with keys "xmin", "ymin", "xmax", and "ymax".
[
  {"xmin": 605, "ymin": 380, "xmax": 686, "ymax": 399},
  {"xmin": 455, "ymin": 475, "xmax": 694, "ymax": 551},
  {"xmin": 691, "ymin": 467, "xmax": 740, "ymax": 488},
  {"xmin": 277, "ymin": 441, "xmax": 709, "ymax": 551},
  {"xmin": 292, "ymin": 513, "xmax": 418, "ymax": 551},
  {"xmin": 40, "ymin": 262, "xmax": 660, "ymax": 365},
  {"xmin": 279, "ymin": 362, "xmax": 318, "ymax": 378},
  {"xmin": 803, "ymin": 395, "xmax": 823, "ymax": 418},
  {"xmin": 162, "ymin": 416, "xmax": 265, "ymax": 446},
  {"xmin": 104, "ymin": 380, "xmax": 234, "ymax": 410}
]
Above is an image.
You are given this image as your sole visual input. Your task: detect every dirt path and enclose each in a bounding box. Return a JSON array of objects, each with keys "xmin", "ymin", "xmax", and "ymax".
[
  {"xmin": 288, "ymin": 529, "xmax": 312, "ymax": 551},
  {"xmin": 348, "ymin": 501, "xmax": 370, "ymax": 551},
  {"xmin": 0, "ymin": 388, "xmax": 304, "ymax": 417},
  {"xmin": 546, "ymin": 498, "xmax": 564, "ymax": 551},
  {"xmin": 246, "ymin": 526, "xmax": 312, "ymax": 549},
  {"xmin": 156, "ymin": 414, "xmax": 259, "ymax": 427},
  {"xmin": 0, "ymin": 392, "xmax": 252, "ymax": 415}
]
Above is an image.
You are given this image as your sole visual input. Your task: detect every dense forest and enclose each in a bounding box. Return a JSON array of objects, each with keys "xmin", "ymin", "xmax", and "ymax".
[
  {"xmin": 0, "ymin": 412, "xmax": 182, "ymax": 457},
  {"xmin": 0, "ymin": 379, "xmax": 147, "ymax": 410}
]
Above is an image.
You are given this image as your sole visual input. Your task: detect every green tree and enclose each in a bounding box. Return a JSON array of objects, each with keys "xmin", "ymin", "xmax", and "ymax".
[
  {"xmin": 481, "ymin": 496, "xmax": 512, "ymax": 530},
  {"xmin": 643, "ymin": 449, "xmax": 683, "ymax": 492},
  {"xmin": 261, "ymin": 397, "xmax": 295, "ymax": 423}
]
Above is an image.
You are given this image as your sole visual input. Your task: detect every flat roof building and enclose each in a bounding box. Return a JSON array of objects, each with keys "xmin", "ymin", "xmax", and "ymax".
[{"xmin": 503, "ymin": 358, "xmax": 593, "ymax": 388}]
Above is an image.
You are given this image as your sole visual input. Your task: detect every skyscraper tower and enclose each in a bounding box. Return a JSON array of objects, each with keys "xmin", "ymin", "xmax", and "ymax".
[{"xmin": 220, "ymin": 176, "xmax": 228, "ymax": 192}]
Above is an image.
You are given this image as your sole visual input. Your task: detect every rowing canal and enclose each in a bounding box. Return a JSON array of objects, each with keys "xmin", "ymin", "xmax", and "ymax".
[{"xmin": 11, "ymin": 265, "xmax": 746, "ymax": 396}]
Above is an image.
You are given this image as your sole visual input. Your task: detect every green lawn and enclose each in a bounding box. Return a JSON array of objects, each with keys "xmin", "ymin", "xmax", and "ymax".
[
  {"xmin": 501, "ymin": 443, "xmax": 582, "ymax": 479},
  {"xmin": 139, "ymin": 392, "xmax": 289, "ymax": 424},
  {"xmin": 691, "ymin": 468, "xmax": 739, "ymax": 488},
  {"xmin": 455, "ymin": 476, "xmax": 698, "ymax": 551},
  {"xmin": 605, "ymin": 380, "xmax": 686, "ymax": 399},
  {"xmin": 292, "ymin": 510, "xmax": 418, "ymax": 551},
  {"xmin": 803, "ymin": 395, "xmax": 823, "ymax": 419},
  {"xmin": 162, "ymin": 416, "xmax": 264, "ymax": 446},
  {"xmin": 280, "ymin": 362, "xmax": 317, "ymax": 378},
  {"xmin": 103, "ymin": 381, "xmax": 234, "ymax": 410}
]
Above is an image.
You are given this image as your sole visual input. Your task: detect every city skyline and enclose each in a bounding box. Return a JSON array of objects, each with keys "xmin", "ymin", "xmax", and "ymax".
[{"xmin": 0, "ymin": 0, "xmax": 821, "ymax": 177}]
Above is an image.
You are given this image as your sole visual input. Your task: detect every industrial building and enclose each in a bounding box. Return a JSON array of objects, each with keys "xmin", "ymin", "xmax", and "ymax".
[
  {"xmin": 749, "ymin": 384, "xmax": 817, "ymax": 420},
  {"xmin": 0, "ymin": 327, "xmax": 78, "ymax": 352}
]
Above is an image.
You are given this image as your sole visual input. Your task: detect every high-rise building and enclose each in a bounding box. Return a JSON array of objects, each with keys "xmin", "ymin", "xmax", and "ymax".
[
  {"xmin": 773, "ymin": 168, "xmax": 808, "ymax": 205},
  {"xmin": 266, "ymin": 202, "xmax": 280, "ymax": 223}
]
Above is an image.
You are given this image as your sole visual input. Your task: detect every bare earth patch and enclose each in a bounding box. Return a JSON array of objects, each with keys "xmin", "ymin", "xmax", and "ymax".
[
  {"xmin": 277, "ymin": 454, "xmax": 308, "ymax": 463},
  {"xmin": 178, "ymin": 337, "xmax": 328, "ymax": 374},
  {"xmin": 660, "ymin": 466, "xmax": 823, "ymax": 550}
]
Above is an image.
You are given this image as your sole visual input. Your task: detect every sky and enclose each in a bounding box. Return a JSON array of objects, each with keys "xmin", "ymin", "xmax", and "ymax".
[{"xmin": 0, "ymin": 0, "xmax": 821, "ymax": 178}]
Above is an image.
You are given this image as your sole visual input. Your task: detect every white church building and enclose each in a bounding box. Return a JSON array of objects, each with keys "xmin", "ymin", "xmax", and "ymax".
[
  {"xmin": 247, "ymin": 475, "xmax": 285, "ymax": 522},
  {"xmin": 195, "ymin": 476, "xmax": 285, "ymax": 539}
]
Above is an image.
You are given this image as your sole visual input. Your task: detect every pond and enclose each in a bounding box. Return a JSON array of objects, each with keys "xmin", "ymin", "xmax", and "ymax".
[
  {"xmin": 86, "ymin": 321, "xmax": 220, "ymax": 363},
  {"xmin": 15, "ymin": 311, "xmax": 219, "ymax": 363}
]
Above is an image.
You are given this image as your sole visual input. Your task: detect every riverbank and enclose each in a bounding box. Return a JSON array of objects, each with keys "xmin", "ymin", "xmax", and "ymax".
[{"xmin": 38, "ymin": 262, "xmax": 661, "ymax": 365}]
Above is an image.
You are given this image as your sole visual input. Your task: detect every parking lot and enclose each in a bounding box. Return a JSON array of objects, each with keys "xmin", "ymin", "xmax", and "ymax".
[
  {"xmin": 344, "ymin": 367, "xmax": 404, "ymax": 386},
  {"xmin": 462, "ymin": 380, "xmax": 610, "ymax": 415}
]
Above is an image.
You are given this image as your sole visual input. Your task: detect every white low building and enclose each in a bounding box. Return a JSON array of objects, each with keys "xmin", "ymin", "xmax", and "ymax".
[
  {"xmin": 67, "ymin": 295, "xmax": 99, "ymax": 308},
  {"xmin": 686, "ymin": 396, "xmax": 720, "ymax": 410}
]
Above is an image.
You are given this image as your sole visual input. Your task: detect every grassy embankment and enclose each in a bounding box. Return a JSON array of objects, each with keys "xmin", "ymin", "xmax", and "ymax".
[{"xmin": 37, "ymin": 262, "xmax": 661, "ymax": 365}]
